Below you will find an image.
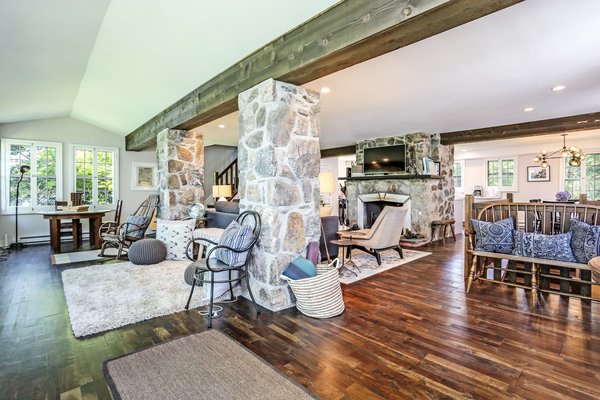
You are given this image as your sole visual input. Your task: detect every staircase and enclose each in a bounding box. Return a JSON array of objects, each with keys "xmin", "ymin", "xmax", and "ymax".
[{"xmin": 214, "ymin": 158, "xmax": 238, "ymax": 198}]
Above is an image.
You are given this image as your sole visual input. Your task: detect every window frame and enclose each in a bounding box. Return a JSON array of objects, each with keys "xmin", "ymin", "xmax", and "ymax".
[
  {"xmin": 484, "ymin": 157, "xmax": 518, "ymax": 191},
  {"xmin": 1, "ymin": 138, "xmax": 63, "ymax": 214},
  {"xmin": 69, "ymin": 144, "xmax": 119, "ymax": 208},
  {"xmin": 453, "ymin": 160, "xmax": 465, "ymax": 193},
  {"xmin": 559, "ymin": 147, "xmax": 600, "ymax": 200}
]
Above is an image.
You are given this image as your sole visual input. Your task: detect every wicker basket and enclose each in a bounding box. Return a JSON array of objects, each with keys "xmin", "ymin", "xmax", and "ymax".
[{"xmin": 281, "ymin": 259, "xmax": 345, "ymax": 319}]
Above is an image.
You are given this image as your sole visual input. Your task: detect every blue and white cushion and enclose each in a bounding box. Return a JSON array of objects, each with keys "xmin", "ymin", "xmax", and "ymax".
[
  {"xmin": 156, "ymin": 218, "xmax": 196, "ymax": 260},
  {"xmin": 569, "ymin": 218, "xmax": 600, "ymax": 263},
  {"xmin": 122, "ymin": 215, "xmax": 151, "ymax": 239},
  {"xmin": 215, "ymin": 221, "xmax": 254, "ymax": 267},
  {"xmin": 471, "ymin": 217, "xmax": 514, "ymax": 254},
  {"xmin": 513, "ymin": 231, "xmax": 577, "ymax": 262}
]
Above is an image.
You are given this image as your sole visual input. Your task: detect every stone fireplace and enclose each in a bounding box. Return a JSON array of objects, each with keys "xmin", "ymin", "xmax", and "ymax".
[{"xmin": 345, "ymin": 133, "xmax": 454, "ymax": 241}]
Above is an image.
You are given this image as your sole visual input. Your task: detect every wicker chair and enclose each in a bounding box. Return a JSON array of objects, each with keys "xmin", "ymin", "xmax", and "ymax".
[
  {"xmin": 337, "ymin": 206, "xmax": 407, "ymax": 265},
  {"xmin": 184, "ymin": 210, "xmax": 261, "ymax": 328},
  {"xmin": 99, "ymin": 195, "xmax": 158, "ymax": 259}
]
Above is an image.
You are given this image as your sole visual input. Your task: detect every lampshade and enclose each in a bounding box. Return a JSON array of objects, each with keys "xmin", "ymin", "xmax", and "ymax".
[
  {"xmin": 318, "ymin": 171, "xmax": 336, "ymax": 194},
  {"xmin": 212, "ymin": 184, "xmax": 232, "ymax": 200},
  {"xmin": 20, "ymin": 165, "xmax": 30, "ymax": 174}
]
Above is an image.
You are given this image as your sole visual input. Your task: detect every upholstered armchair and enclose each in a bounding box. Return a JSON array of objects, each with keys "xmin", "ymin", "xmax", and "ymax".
[{"xmin": 338, "ymin": 206, "xmax": 407, "ymax": 265}]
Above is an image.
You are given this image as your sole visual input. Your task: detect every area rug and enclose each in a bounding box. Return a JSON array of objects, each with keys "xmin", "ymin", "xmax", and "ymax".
[
  {"xmin": 104, "ymin": 330, "xmax": 315, "ymax": 400},
  {"xmin": 62, "ymin": 260, "xmax": 215, "ymax": 337},
  {"xmin": 51, "ymin": 249, "xmax": 118, "ymax": 265},
  {"xmin": 339, "ymin": 248, "xmax": 431, "ymax": 284}
]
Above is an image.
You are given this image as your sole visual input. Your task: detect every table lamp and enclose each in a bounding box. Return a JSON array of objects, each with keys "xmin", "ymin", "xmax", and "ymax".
[
  {"xmin": 212, "ymin": 184, "xmax": 232, "ymax": 202},
  {"xmin": 318, "ymin": 171, "xmax": 336, "ymax": 205}
]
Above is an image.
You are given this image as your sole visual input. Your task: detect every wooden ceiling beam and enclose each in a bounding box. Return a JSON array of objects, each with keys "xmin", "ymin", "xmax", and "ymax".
[
  {"xmin": 126, "ymin": 0, "xmax": 522, "ymax": 150},
  {"xmin": 439, "ymin": 112, "xmax": 600, "ymax": 145}
]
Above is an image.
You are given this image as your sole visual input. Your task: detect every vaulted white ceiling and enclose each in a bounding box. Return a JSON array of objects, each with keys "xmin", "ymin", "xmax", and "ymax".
[
  {"xmin": 0, "ymin": 0, "xmax": 338, "ymax": 132},
  {"xmin": 2, "ymin": 0, "xmax": 600, "ymax": 150}
]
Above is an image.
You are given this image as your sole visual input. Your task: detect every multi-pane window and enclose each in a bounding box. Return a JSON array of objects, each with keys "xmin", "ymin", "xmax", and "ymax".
[
  {"xmin": 1, "ymin": 139, "xmax": 62, "ymax": 212},
  {"xmin": 486, "ymin": 158, "xmax": 517, "ymax": 191},
  {"xmin": 453, "ymin": 161, "xmax": 464, "ymax": 191},
  {"xmin": 72, "ymin": 146, "xmax": 118, "ymax": 207},
  {"xmin": 565, "ymin": 152, "xmax": 600, "ymax": 201}
]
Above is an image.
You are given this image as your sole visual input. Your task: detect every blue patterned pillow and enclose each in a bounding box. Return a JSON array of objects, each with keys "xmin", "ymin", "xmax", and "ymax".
[
  {"xmin": 215, "ymin": 221, "xmax": 254, "ymax": 267},
  {"xmin": 122, "ymin": 215, "xmax": 150, "ymax": 239},
  {"xmin": 513, "ymin": 231, "xmax": 577, "ymax": 262},
  {"xmin": 569, "ymin": 218, "xmax": 600, "ymax": 263},
  {"xmin": 471, "ymin": 217, "xmax": 514, "ymax": 254}
]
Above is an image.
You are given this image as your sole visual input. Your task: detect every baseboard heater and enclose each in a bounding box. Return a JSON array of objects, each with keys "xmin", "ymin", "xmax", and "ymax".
[{"xmin": 19, "ymin": 234, "xmax": 91, "ymax": 245}]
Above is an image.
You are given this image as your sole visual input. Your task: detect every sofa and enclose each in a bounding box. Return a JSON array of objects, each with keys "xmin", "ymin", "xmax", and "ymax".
[{"xmin": 205, "ymin": 201, "xmax": 240, "ymax": 228}]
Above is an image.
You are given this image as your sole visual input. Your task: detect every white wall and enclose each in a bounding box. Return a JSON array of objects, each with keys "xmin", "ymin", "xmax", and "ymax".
[
  {"xmin": 0, "ymin": 116, "xmax": 156, "ymax": 243},
  {"xmin": 320, "ymin": 157, "xmax": 339, "ymax": 216}
]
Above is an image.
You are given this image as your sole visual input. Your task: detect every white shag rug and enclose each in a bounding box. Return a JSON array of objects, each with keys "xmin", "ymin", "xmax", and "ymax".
[
  {"xmin": 62, "ymin": 260, "xmax": 220, "ymax": 338},
  {"xmin": 339, "ymin": 248, "xmax": 431, "ymax": 284}
]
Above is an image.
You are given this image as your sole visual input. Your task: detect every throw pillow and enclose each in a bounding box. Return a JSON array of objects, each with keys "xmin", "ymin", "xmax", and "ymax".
[
  {"xmin": 214, "ymin": 201, "xmax": 240, "ymax": 214},
  {"xmin": 471, "ymin": 217, "xmax": 514, "ymax": 254},
  {"xmin": 281, "ymin": 263, "xmax": 311, "ymax": 280},
  {"xmin": 122, "ymin": 215, "xmax": 151, "ymax": 239},
  {"xmin": 156, "ymin": 218, "xmax": 196, "ymax": 260},
  {"xmin": 513, "ymin": 231, "xmax": 577, "ymax": 262},
  {"xmin": 291, "ymin": 255, "xmax": 317, "ymax": 277},
  {"xmin": 215, "ymin": 221, "xmax": 254, "ymax": 267},
  {"xmin": 569, "ymin": 218, "xmax": 600, "ymax": 263}
]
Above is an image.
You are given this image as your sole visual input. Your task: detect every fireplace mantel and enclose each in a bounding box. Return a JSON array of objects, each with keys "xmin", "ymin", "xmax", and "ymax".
[{"xmin": 340, "ymin": 175, "xmax": 442, "ymax": 181}]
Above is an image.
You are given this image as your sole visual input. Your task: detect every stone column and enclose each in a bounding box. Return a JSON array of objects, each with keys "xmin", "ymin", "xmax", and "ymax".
[
  {"xmin": 156, "ymin": 128, "xmax": 204, "ymax": 219},
  {"xmin": 238, "ymin": 78, "xmax": 321, "ymax": 311}
]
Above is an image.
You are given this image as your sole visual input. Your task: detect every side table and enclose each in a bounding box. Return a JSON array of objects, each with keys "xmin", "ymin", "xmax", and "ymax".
[{"xmin": 330, "ymin": 238, "xmax": 361, "ymax": 277}]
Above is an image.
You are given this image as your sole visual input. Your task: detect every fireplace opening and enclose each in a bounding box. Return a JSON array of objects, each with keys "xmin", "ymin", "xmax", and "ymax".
[{"xmin": 365, "ymin": 202, "xmax": 404, "ymax": 228}]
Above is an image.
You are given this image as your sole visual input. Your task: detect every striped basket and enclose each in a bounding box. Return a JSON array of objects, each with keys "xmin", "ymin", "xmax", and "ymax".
[{"xmin": 281, "ymin": 258, "xmax": 345, "ymax": 319}]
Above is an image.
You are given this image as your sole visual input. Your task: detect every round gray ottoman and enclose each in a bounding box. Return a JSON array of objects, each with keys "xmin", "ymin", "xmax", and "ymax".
[
  {"xmin": 128, "ymin": 239, "xmax": 167, "ymax": 265},
  {"xmin": 184, "ymin": 263, "xmax": 204, "ymax": 286}
]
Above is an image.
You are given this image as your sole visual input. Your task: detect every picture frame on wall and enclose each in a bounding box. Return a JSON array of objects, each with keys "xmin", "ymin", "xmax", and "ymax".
[
  {"xmin": 527, "ymin": 166, "xmax": 550, "ymax": 182},
  {"xmin": 132, "ymin": 162, "xmax": 158, "ymax": 190}
]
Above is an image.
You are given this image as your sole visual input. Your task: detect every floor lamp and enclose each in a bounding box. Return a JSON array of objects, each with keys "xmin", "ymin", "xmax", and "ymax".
[{"xmin": 10, "ymin": 165, "xmax": 30, "ymax": 250}]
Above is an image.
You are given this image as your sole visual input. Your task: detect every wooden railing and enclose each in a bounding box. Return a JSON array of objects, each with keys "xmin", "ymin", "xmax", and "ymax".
[{"xmin": 215, "ymin": 158, "xmax": 238, "ymax": 198}]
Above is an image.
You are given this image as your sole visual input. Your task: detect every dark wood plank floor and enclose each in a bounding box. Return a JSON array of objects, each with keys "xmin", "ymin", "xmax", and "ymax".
[{"xmin": 1, "ymin": 237, "xmax": 599, "ymax": 400}]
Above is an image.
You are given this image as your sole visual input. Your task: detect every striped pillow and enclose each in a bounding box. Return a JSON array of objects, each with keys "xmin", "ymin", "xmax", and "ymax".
[
  {"xmin": 215, "ymin": 221, "xmax": 254, "ymax": 267},
  {"xmin": 122, "ymin": 215, "xmax": 150, "ymax": 239}
]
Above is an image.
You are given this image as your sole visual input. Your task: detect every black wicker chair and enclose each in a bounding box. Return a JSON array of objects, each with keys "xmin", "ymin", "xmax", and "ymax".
[{"xmin": 184, "ymin": 210, "xmax": 261, "ymax": 328}]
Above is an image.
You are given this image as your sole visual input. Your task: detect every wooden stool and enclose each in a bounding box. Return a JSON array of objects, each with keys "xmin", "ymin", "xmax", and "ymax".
[
  {"xmin": 431, "ymin": 219, "xmax": 456, "ymax": 245},
  {"xmin": 590, "ymin": 257, "xmax": 600, "ymax": 299}
]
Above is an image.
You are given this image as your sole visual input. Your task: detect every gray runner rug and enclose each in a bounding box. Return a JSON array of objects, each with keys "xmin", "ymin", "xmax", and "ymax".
[{"xmin": 104, "ymin": 330, "xmax": 316, "ymax": 400}]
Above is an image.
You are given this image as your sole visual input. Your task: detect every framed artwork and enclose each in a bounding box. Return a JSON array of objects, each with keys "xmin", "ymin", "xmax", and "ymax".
[
  {"xmin": 132, "ymin": 162, "xmax": 158, "ymax": 190},
  {"xmin": 433, "ymin": 161, "xmax": 441, "ymax": 176},
  {"xmin": 527, "ymin": 166, "xmax": 550, "ymax": 182}
]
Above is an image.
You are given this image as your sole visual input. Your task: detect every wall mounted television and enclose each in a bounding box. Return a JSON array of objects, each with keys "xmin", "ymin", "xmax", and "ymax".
[{"xmin": 363, "ymin": 144, "xmax": 407, "ymax": 174}]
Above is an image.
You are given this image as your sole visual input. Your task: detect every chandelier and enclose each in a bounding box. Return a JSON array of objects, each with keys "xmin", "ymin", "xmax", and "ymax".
[{"xmin": 533, "ymin": 134, "xmax": 585, "ymax": 168}]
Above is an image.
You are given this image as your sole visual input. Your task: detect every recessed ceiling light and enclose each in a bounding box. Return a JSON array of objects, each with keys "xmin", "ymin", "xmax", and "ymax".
[
  {"xmin": 320, "ymin": 87, "xmax": 330, "ymax": 94},
  {"xmin": 218, "ymin": 124, "xmax": 225, "ymax": 128},
  {"xmin": 552, "ymin": 85, "xmax": 566, "ymax": 91},
  {"xmin": 524, "ymin": 107, "xmax": 534, "ymax": 112}
]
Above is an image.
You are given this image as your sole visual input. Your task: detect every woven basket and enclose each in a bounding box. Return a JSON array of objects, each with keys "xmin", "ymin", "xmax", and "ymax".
[
  {"xmin": 282, "ymin": 259, "xmax": 345, "ymax": 319},
  {"xmin": 590, "ymin": 257, "xmax": 600, "ymax": 283}
]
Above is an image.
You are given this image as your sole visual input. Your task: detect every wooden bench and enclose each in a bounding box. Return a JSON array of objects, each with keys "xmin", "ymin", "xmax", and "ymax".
[{"xmin": 464, "ymin": 195, "xmax": 600, "ymax": 307}]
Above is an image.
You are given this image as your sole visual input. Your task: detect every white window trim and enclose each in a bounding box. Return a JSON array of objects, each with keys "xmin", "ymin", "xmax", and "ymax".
[
  {"xmin": 558, "ymin": 147, "xmax": 600, "ymax": 196},
  {"xmin": 69, "ymin": 144, "xmax": 119, "ymax": 208},
  {"xmin": 1, "ymin": 138, "xmax": 63, "ymax": 215},
  {"xmin": 484, "ymin": 157, "xmax": 518, "ymax": 192},
  {"xmin": 453, "ymin": 160, "xmax": 466, "ymax": 193}
]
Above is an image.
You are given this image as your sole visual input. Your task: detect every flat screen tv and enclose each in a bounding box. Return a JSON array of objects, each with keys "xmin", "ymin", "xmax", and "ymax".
[{"xmin": 363, "ymin": 144, "xmax": 406, "ymax": 174}]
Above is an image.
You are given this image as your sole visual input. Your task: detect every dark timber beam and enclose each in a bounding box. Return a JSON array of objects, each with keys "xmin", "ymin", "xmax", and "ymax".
[
  {"xmin": 321, "ymin": 145, "xmax": 356, "ymax": 158},
  {"xmin": 126, "ymin": 0, "xmax": 521, "ymax": 150},
  {"xmin": 440, "ymin": 112, "xmax": 600, "ymax": 145}
]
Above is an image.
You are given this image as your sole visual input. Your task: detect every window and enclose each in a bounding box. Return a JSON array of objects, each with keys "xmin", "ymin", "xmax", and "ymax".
[
  {"xmin": 563, "ymin": 152, "xmax": 600, "ymax": 200},
  {"xmin": 72, "ymin": 145, "xmax": 119, "ymax": 207},
  {"xmin": 486, "ymin": 157, "xmax": 517, "ymax": 191},
  {"xmin": 453, "ymin": 160, "xmax": 465, "ymax": 192},
  {"xmin": 1, "ymin": 139, "xmax": 62, "ymax": 213}
]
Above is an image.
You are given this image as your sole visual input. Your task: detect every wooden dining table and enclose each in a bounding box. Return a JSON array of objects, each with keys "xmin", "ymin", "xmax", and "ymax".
[{"xmin": 38, "ymin": 209, "xmax": 111, "ymax": 253}]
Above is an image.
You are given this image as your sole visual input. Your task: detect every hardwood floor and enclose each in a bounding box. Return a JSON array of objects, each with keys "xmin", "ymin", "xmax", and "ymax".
[{"xmin": 1, "ymin": 237, "xmax": 599, "ymax": 399}]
